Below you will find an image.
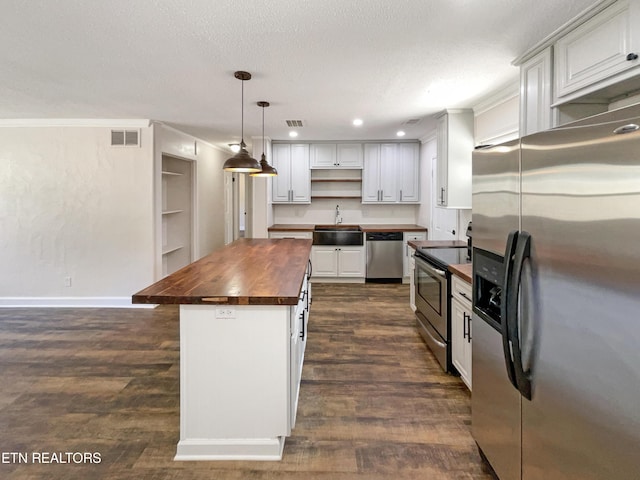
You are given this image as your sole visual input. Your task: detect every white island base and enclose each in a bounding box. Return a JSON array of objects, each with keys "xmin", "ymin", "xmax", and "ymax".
[{"xmin": 174, "ymin": 296, "xmax": 308, "ymax": 461}]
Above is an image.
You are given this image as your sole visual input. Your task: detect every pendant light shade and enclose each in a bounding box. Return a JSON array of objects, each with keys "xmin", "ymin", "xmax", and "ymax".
[
  {"xmin": 223, "ymin": 71, "xmax": 261, "ymax": 173},
  {"xmin": 250, "ymin": 101, "xmax": 278, "ymax": 177}
]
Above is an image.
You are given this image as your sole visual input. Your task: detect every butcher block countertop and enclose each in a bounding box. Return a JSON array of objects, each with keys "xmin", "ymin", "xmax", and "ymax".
[
  {"xmin": 132, "ymin": 238, "xmax": 312, "ymax": 306},
  {"xmin": 268, "ymin": 224, "xmax": 427, "ymax": 233},
  {"xmin": 407, "ymin": 240, "xmax": 466, "ymax": 249},
  {"xmin": 267, "ymin": 224, "xmax": 315, "ymax": 232},
  {"xmin": 449, "ymin": 263, "xmax": 473, "ymax": 284}
]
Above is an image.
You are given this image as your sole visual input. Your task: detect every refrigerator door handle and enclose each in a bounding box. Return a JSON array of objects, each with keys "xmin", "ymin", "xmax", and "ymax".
[
  {"xmin": 509, "ymin": 231, "xmax": 533, "ymax": 400},
  {"xmin": 501, "ymin": 230, "xmax": 519, "ymax": 391}
]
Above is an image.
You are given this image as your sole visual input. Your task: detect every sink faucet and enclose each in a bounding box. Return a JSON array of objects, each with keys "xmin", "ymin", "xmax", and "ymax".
[{"xmin": 335, "ymin": 204, "xmax": 342, "ymax": 225}]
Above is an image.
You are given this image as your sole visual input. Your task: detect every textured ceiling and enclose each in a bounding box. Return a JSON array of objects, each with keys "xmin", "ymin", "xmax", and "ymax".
[{"xmin": 0, "ymin": 0, "xmax": 598, "ymax": 151}]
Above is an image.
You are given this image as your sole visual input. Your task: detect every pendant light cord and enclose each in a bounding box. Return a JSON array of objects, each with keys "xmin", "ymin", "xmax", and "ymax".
[
  {"xmin": 241, "ymin": 79, "xmax": 244, "ymax": 144},
  {"xmin": 262, "ymin": 103, "xmax": 265, "ymax": 155}
]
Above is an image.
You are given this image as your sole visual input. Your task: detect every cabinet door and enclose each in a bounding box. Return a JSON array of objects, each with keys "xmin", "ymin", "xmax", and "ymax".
[
  {"xmin": 379, "ymin": 143, "xmax": 398, "ymax": 202},
  {"xmin": 409, "ymin": 253, "xmax": 416, "ymax": 311},
  {"xmin": 451, "ymin": 297, "xmax": 472, "ymax": 389},
  {"xmin": 398, "ymin": 143, "xmax": 420, "ymax": 202},
  {"xmin": 337, "ymin": 247, "xmax": 365, "ymax": 277},
  {"xmin": 310, "ymin": 143, "xmax": 337, "ymax": 169},
  {"xmin": 520, "ymin": 48, "xmax": 553, "ymax": 136},
  {"xmin": 362, "ymin": 144, "xmax": 381, "ymax": 202},
  {"xmin": 435, "ymin": 115, "xmax": 448, "ymax": 206},
  {"xmin": 290, "ymin": 144, "xmax": 311, "ymax": 203},
  {"xmin": 435, "ymin": 111, "xmax": 473, "ymax": 208},
  {"xmin": 555, "ymin": 0, "xmax": 638, "ymax": 99},
  {"xmin": 311, "ymin": 247, "xmax": 338, "ymax": 276},
  {"xmin": 403, "ymin": 232, "xmax": 426, "ymax": 277},
  {"xmin": 272, "ymin": 144, "xmax": 292, "ymax": 203},
  {"xmin": 336, "ymin": 143, "xmax": 363, "ymax": 168}
]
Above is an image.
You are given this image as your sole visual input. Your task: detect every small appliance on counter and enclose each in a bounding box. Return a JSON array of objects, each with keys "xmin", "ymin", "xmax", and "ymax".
[{"xmin": 413, "ymin": 245, "xmax": 471, "ymax": 372}]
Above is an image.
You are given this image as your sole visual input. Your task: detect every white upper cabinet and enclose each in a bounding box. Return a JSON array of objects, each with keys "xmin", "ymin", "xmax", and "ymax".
[
  {"xmin": 336, "ymin": 143, "xmax": 364, "ymax": 168},
  {"xmin": 362, "ymin": 143, "xmax": 419, "ymax": 204},
  {"xmin": 397, "ymin": 143, "xmax": 420, "ymax": 203},
  {"xmin": 310, "ymin": 143, "xmax": 336, "ymax": 168},
  {"xmin": 435, "ymin": 110, "xmax": 474, "ymax": 209},
  {"xmin": 310, "ymin": 143, "xmax": 364, "ymax": 169},
  {"xmin": 555, "ymin": 0, "xmax": 639, "ymax": 100},
  {"xmin": 520, "ymin": 47, "xmax": 553, "ymax": 136},
  {"xmin": 272, "ymin": 143, "xmax": 310, "ymax": 204}
]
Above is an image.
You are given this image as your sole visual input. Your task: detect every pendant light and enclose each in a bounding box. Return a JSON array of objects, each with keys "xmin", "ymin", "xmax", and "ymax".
[
  {"xmin": 250, "ymin": 101, "xmax": 278, "ymax": 177},
  {"xmin": 223, "ymin": 71, "xmax": 261, "ymax": 173}
]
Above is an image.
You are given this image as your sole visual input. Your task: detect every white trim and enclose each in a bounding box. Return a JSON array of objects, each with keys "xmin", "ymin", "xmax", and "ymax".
[
  {"xmin": 0, "ymin": 297, "xmax": 157, "ymax": 308},
  {"xmin": 512, "ymin": 0, "xmax": 617, "ymax": 66},
  {"xmin": 153, "ymin": 121, "xmax": 225, "ymax": 153},
  {"xmin": 175, "ymin": 437, "xmax": 285, "ymax": 461},
  {"xmin": 420, "ymin": 133, "xmax": 437, "ymax": 144},
  {"xmin": 473, "ymin": 80, "xmax": 520, "ymax": 116},
  {"xmin": 0, "ymin": 119, "xmax": 151, "ymax": 128}
]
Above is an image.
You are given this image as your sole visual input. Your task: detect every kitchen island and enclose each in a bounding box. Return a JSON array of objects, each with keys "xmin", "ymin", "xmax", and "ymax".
[{"xmin": 132, "ymin": 238, "xmax": 313, "ymax": 461}]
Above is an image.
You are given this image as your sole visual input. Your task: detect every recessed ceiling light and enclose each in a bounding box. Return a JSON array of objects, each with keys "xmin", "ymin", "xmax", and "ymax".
[
  {"xmin": 396, "ymin": 130, "xmax": 406, "ymax": 137},
  {"xmin": 353, "ymin": 118, "xmax": 363, "ymax": 126},
  {"xmin": 228, "ymin": 143, "xmax": 241, "ymax": 153},
  {"xmin": 289, "ymin": 131, "xmax": 299, "ymax": 138}
]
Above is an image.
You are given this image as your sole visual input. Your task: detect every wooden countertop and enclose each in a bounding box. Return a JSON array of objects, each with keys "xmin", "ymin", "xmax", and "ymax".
[
  {"xmin": 132, "ymin": 239, "xmax": 312, "ymax": 306},
  {"xmin": 267, "ymin": 224, "xmax": 315, "ymax": 232},
  {"xmin": 268, "ymin": 223, "xmax": 427, "ymax": 233},
  {"xmin": 359, "ymin": 224, "xmax": 427, "ymax": 232},
  {"xmin": 449, "ymin": 263, "xmax": 472, "ymax": 283},
  {"xmin": 408, "ymin": 240, "xmax": 466, "ymax": 250}
]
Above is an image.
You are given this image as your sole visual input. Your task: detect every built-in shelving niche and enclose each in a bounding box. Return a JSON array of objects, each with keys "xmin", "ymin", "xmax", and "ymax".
[
  {"xmin": 161, "ymin": 155, "xmax": 194, "ymax": 277},
  {"xmin": 310, "ymin": 169, "xmax": 362, "ymax": 201}
]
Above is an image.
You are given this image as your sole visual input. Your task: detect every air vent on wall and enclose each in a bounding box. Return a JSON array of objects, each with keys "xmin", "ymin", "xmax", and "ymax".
[
  {"xmin": 111, "ymin": 129, "xmax": 140, "ymax": 147},
  {"xmin": 285, "ymin": 120, "xmax": 304, "ymax": 127}
]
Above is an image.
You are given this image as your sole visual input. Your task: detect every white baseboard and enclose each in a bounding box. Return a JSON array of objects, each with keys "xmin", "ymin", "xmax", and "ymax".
[{"xmin": 0, "ymin": 297, "xmax": 157, "ymax": 308}]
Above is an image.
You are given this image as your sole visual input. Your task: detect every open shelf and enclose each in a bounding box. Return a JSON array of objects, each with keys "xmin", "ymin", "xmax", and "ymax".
[
  {"xmin": 162, "ymin": 170, "xmax": 183, "ymax": 176},
  {"xmin": 311, "ymin": 179, "xmax": 361, "ymax": 183},
  {"xmin": 162, "ymin": 209, "xmax": 184, "ymax": 215}
]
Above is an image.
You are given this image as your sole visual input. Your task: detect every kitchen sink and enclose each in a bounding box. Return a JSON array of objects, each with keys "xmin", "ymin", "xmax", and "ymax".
[
  {"xmin": 314, "ymin": 224, "xmax": 361, "ymax": 231},
  {"xmin": 313, "ymin": 225, "xmax": 363, "ymax": 245}
]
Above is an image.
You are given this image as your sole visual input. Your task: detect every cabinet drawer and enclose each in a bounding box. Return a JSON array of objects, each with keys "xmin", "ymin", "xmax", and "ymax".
[
  {"xmin": 451, "ymin": 275, "xmax": 472, "ymax": 307},
  {"xmin": 269, "ymin": 231, "xmax": 313, "ymax": 239},
  {"xmin": 404, "ymin": 232, "xmax": 426, "ymax": 242}
]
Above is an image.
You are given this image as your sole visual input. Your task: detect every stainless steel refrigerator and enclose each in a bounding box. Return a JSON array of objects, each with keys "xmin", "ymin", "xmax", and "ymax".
[{"xmin": 471, "ymin": 103, "xmax": 640, "ymax": 480}]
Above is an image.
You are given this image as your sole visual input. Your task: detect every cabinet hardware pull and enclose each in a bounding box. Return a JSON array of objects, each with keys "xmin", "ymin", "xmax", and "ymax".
[
  {"xmin": 626, "ymin": 52, "xmax": 639, "ymax": 61},
  {"xmin": 400, "ymin": 190, "xmax": 403, "ymax": 201},
  {"xmin": 613, "ymin": 124, "xmax": 639, "ymax": 135},
  {"xmin": 440, "ymin": 187, "xmax": 445, "ymax": 204},
  {"xmin": 459, "ymin": 291, "xmax": 470, "ymax": 300}
]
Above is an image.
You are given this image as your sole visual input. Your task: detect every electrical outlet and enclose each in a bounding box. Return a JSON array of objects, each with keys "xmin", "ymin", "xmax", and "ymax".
[
  {"xmin": 215, "ymin": 307, "xmax": 235, "ymax": 319},
  {"xmin": 64, "ymin": 276, "xmax": 72, "ymax": 287}
]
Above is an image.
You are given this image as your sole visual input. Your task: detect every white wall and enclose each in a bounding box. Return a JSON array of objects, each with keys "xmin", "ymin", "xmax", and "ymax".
[
  {"xmin": 273, "ymin": 201, "xmax": 418, "ymax": 225},
  {"xmin": 0, "ymin": 124, "xmax": 154, "ymax": 306}
]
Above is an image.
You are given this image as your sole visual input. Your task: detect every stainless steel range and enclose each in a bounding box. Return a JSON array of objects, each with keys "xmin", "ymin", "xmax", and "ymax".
[{"xmin": 414, "ymin": 246, "xmax": 471, "ymax": 372}]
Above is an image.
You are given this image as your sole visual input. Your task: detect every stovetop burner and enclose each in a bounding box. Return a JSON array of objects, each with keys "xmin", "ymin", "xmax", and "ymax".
[{"xmin": 415, "ymin": 247, "xmax": 471, "ymax": 270}]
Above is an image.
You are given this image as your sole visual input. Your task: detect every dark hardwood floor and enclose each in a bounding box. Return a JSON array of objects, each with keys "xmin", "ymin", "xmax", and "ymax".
[{"xmin": 0, "ymin": 283, "xmax": 494, "ymax": 479}]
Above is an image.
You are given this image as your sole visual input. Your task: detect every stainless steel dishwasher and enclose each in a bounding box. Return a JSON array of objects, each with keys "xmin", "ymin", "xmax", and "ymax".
[{"xmin": 365, "ymin": 232, "xmax": 403, "ymax": 282}]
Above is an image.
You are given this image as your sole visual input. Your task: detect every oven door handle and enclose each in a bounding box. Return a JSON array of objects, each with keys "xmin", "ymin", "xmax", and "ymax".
[
  {"xmin": 420, "ymin": 319, "xmax": 446, "ymax": 348},
  {"xmin": 416, "ymin": 256, "xmax": 446, "ymax": 277}
]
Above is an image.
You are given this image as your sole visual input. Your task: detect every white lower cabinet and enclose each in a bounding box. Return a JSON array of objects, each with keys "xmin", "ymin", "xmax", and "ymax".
[
  {"xmin": 289, "ymin": 269, "xmax": 310, "ymax": 428},
  {"xmin": 403, "ymin": 232, "xmax": 426, "ymax": 279},
  {"xmin": 311, "ymin": 246, "xmax": 365, "ymax": 278},
  {"xmin": 451, "ymin": 275, "xmax": 472, "ymax": 390},
  {"xmin": 409, "ymin": 252, "xmax": 416, "ymax": 311}
]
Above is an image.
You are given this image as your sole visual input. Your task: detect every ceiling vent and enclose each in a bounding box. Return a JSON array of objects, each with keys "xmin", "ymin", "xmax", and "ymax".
[
  {"xmin": 111, "ymin": 129, "xmax": 140, "ymax": 147},
  {"xmin": 285, "ymin": 120, "xmax": 304, "ymax": 127},
  {"xmin": 403, "ymin": 118, "xmax": 421, "ymax": 125}
]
